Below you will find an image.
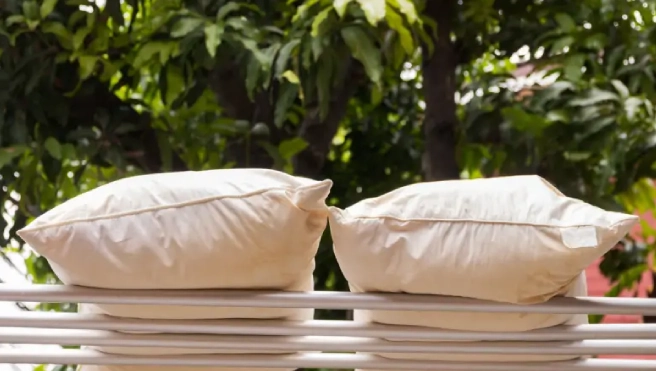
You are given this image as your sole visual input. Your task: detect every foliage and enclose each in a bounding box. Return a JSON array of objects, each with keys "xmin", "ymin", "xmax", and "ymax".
[{"xmin": 2, "ymin": 0, "xmax": 656, "ymax": 369}]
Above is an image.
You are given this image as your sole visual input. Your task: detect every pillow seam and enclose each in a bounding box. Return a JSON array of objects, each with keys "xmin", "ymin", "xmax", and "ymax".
[
  {"xmin": 21, "ymin": 182, "xmax": 328, "ymax": 233},
  {"xmin": 340, "ymin": 214, "xmax": 633, "ymax": 230}
]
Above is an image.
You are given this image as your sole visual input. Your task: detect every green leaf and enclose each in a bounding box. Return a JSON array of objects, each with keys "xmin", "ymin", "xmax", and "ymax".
[
  {"xmin": 204, "ymin": 23, "xmax": 225, "ymax": 58},
  {"xmin": 44, "ymin": 137, "xmax": 62, "ymax": 160},
  {"xmin": 563, "ymin": 54, "xmax": 585, "ymax": 81},
  {"xmin": 171, "ymin": 17, "xmax": 204, "ymax": 38},
  {"xmin": 533, "ymin": 81, "xmax": 575, "ymax": 106},
  {"xmin": 133, "ymin": 42, "xmax": 162, "ymax": 68},
  {"xmin": 545, "ymin": 109, "xmax": 570, "ymax": 123},
  {"xmin": 40, "ymin": 0, "xmax": 58, "ymax": 18},
  {"xmin": 6, "ymin": 15, "xmax": 25, "ymax": 26},
  {"xmin": 385, "ymin": 5, "xmax": 414, "ymax": 54},
  {"xmin": 371, "ymin": 84, "xmax": 383, "ymax": 105},
  {"xmin": 611, "ymin": 79, "xmax": 630, "ymax": 99},
  {"xmin": 501, "ymin": 106, "xmax": 552, "ymax": 136},
  {"xmin": 563, "ymin": 152, "xmax": 592, "ymax": 161},
  {"xmin": 554, "ymin": 13, "xmax": 576, "ymax": 32},
  {"xmin": 334, "ymin": 0, "xmax": 353, "ymax": 17},
  {"xmin": 278, "ymin": 137, "xmax": 308, "ymax": 160},
  {"xmin": 165, "ymin": 65, "xmax": 185, "ymax": 106},
  {"xmin": 72, "ymin": 27, "xmax": 90, "ymax": 50},
  {"xmin": 217, "ymin": 2, "xmax": 242, "ymax": 20},
  {"xmin": 245, "ymin": 54, "xmax": 261, "ymax": 99},
  {"xmin": 78, "ymin": 55, "xmax": 98, "ymax": 79},
  {"xmin": 0, "ymin": 146, "xmax": 29, "ymax": 168},
  {"xmin": 311, "ymin": 6, "xmax": 333, "ymax": 37},
  {"xmin": 569, "ymin": 88, "xmax": 619, "ymax": 106},
  {"xmin": 387, "ymin": 0, "xmax": 418, "ymax": 24},
  {"xmin": 624, "ymin": 97, "xmax": 643, "ymax": 121},
  {"xmin": 22, "ymin": 1, "xmax": 39, "ymax": 20},
  {"xmin": 274, "ymin": 82, "xmax": 299, "ymax": 127},
  {"xmin": 275, "ymin": 39, "xmax": 300, "ymax": 78},
  {"xmin": 42, "ymin": 22, "xmax": 72, "ymax": 49},
  {"xmin": 356, "ymin": 0, "xmax": 386, "ymax": 25},
  {"xmin": 550, "ymin": 36, "xmax": 574, "ymax": 53},
  {"xmin": 341, "ymin": 26, "xmax": 382, "ymax": 85},
  {"xmin": 282, "ymin": 70, "xmax": 300, "ymax": 84},
  {"xmin": 293, "ymin": 0, "xmax": 320, "ymax": 22},
  {"xmin": 584, "ymin": 33, "xmax": 607, "ymax": 49}
]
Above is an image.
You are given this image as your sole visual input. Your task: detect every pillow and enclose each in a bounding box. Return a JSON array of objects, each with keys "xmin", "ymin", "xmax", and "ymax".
[
  {"xmin": 352, "ymin": 272, "xmax": 589, "ymax": 334},
  {"xmin": 75, "ymin": 274, "xmax": 315, "ymax": 321},
  {"xmin": 329, "ymin": 175, "xmax": 637, "ymax": 308},
  {"xmin": 18, "ymin": 168, "xmax": 332, "ymax": 321},
  {"xmin": 351, "ymin": 273, "xmax": 588, "ymax": 366}
]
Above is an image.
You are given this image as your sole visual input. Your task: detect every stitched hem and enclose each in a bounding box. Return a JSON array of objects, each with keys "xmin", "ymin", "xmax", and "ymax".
[
  {"xmin": 21, "ymin": 181, "xmax": 329, "ymax": 233},
  {"xmin": 334, "ymin": 208, "xmax": 635, "ymax": 230}
]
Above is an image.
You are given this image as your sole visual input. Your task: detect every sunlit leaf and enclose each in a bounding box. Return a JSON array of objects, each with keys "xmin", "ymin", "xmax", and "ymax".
[
  {"xmin": 204, "ymin": 23, "xmax": 225, "ymax": 58},
  {"xmin": 279, "ymin": 137, "xmax": 308, "ymax": 160},
  {"xmin": 40, "ymin": 0, "xmax": 58, "ymax": 18},
  {"xmin": 385, "ymin": 5, "xmax": 414, "ymax": 54},
  {"xmin": 341, "ymin": 26, "xmax": 382, "ymax": 85},
  {"xmin": 334, "ymin": 0, "xmax": 353, "ymax": 18},
  {"xmin": 569, "ymin": 89, "xmax": 619, "ymax": 106},
  {"xmin": 78, "ymin": 55, "xmax": 98, "ymax": 79},
  {"xmin": 387, "ymin": 0, "xmax": 418, "ymax": 24},
  {"xmin": 610, "ymin": 79, "xmax": 629, "ymax": 99},
  {"xmin": 356, "ymin": 0, "xmax": 386, "ymax": 25},
  {"xmin": 171, "ymin": 17, "xmax": 204, "ymax": 38}
]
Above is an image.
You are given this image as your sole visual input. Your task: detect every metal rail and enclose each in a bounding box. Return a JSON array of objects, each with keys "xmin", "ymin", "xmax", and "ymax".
[
  {"xmin": 2, "ymin": 284, "xmax": 656, "ymax": 369},
  {"xmin": 3, "ymin": 328, "xmax": 656, "ymax": 355},
  {"xmin": 2, "ymin": 284, "xmax": 656, "ymax": 314},
  {"xmin": 3, "ymin": 312, "xmax": 656, "ymax": 341},
  {"xmin": 2, "ymin": 350, "xmax": 656, "ymax": 370}
]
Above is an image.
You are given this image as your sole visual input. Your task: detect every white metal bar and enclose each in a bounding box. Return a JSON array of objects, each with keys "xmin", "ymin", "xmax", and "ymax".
[
  {"xmin": 2, "ymin": 349, "xmax": 656, "ymax": 370},
  {"xmin": 2, "ymin": 284, "xmax": 656, "ymax": 315},
  {"xmin": 2, "ymin": 327, "xmax": 656, "ymax": 355},
  {"xmin": 3, "ymin": 312, "xmax": 656, "ymax": 341}
]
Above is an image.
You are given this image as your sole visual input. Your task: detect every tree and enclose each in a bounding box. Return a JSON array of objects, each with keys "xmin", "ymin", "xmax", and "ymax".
[{"xmin": 2, "ymin": 1, "xmax": 656, "ymax": 369}]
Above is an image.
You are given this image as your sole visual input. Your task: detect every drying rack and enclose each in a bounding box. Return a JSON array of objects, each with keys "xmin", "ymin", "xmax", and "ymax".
[{"xmin": 1, "ymin": 284, "xmax": 656, "ymax": 370}]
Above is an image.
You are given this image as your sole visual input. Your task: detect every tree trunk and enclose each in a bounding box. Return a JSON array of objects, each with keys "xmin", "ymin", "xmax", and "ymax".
[
  {"xmin": 293, "ymin": 58, "xmax": 362, "ymax": 179},
  {"xmin": 421, "ymin": 0, "xmax": 461, "ymax": 181}
]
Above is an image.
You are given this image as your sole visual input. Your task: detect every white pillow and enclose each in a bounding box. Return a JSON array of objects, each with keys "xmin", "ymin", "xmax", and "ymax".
[
  {"xmin": 18, "ymin": 168, "xmax": 332, "ymax": 321},
  {"xmin": 75, "ymin": 273, "xmax": 315, "ymax": 321},
  {"xmin": 329, "ymin": 175, "xmax": 637, "ymax": 309},
  {"xmin": 353, "ymin": 273, "xmax": 588, "ymax": 364},
  {"xmin": 352, "ymin": 272, "xmax": 589, "ymax": 334}
]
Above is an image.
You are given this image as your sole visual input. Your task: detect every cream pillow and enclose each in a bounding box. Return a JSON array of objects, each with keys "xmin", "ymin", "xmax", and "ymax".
[
  {"xmin": 353, "ymin": 273, "xmax": 588, "ymax": 365},
  {"xmin": 329, "ymin": 175, "xmax": 637, "ymax": 309},
  {"xmin": 18, "ymin": 168, "xmax": 332, "ymax": 321},
  {"xmin": 352, "ymin": 272, "xmax": 589, "ymax": 334}
]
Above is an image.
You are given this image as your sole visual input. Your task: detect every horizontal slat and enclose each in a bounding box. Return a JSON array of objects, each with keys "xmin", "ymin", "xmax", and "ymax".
[
  {"xmin": 3, "ymin": 312, "xmax": 656, "ymax": 341},
  {"xmin": 2, "ymin": 349, "xmax": 656, "ymax": 370},
  {"xmin": 2, "ymin": 284, "xmax": 656, "ymax": 314},
  {"xmin": 2, "ymin": 327, "xmax": 656, "ymax": 355}
]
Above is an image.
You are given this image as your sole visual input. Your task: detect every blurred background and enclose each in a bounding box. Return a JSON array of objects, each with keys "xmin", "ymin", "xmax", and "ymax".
[{"xmin": 2, "ymin": 0, "xmax": 656, "ymax": 369}]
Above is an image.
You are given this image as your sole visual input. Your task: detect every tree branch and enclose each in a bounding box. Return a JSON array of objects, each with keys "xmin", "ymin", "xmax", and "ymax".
[{"xmin": 293, "ymin": 58, "xmax": 363, "ymax": 179}]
